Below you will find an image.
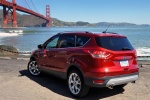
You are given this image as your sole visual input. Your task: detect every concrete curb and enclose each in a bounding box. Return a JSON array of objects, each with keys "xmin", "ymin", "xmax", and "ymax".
[
  {"xmin": 0, "ymin": 57, "xmax": 11, "ymax": 60},
  {"xmin": 0, "ymin": 57, "xmax": 30, "ymax": 60},
  {"xmin": 17, "ymin": 58, "xmax": 30, "ymax": 60}
]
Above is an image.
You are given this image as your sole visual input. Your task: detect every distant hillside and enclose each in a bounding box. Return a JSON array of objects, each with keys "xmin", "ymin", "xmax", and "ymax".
[
  {"xmin": 96, "ymin": 22, "xmax": 137, "ymax": 27},
  {"xmin": 0, "ymin": 10, "xmax": 149, "ymax": 27},
  {"xmin": 0, "ymin": 10, "xmax": 47, "ymax": 27}
]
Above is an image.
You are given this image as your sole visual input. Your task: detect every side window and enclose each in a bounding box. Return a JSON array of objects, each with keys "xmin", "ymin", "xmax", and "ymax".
[
  {"xmin": 58, "ymin": 35, "xmax": 75, "ymax": 48},
  {"xmin": 76, "ymin": 36, "xmax": 90, "ymax": 47},
  {"xmin": 46, "ymin": 35, "xmax": 59, "ymax": 49}
]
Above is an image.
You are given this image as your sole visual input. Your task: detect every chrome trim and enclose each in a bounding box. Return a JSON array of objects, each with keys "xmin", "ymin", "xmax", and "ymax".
[{"xmin": 106, "ymin": 75, "xmax": 138, "ymax": 87}]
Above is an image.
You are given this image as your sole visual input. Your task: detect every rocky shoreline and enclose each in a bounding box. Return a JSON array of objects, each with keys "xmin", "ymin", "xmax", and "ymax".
[
  {"xmin": 0, "ymin": 45, "xmax": 18, "ymax": 56},
  {"xmin": 0, "ymin": 45, "xmax": 30, "ymax": 60}
]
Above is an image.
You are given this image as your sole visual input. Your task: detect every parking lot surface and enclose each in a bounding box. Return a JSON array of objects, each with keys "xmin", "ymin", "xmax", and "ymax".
[{"xmin": 0, "ymin": 59, "xmax": 150, "ymax": 100}]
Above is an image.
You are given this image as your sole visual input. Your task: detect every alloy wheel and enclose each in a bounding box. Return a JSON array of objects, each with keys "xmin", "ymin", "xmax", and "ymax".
[
  {"xmin": 68, "ymin": 73, "xmax": 81, "ymax": 95},
  {"xmin": 28, "ymin": 60, "xmax": 40, "ymax": 76}
]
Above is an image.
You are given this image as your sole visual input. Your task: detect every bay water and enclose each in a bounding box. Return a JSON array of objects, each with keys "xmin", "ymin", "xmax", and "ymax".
[{"xmin": 0, "ymin": 27, "xmax": 150, "ymax": 57}]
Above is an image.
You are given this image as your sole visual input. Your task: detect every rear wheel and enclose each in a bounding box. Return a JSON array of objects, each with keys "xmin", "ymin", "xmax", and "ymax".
[
  {"xmin": 68, "ymin": 70, "xmax": 89, "ymax": 97},
  {"xmin": 28, "ymin": 59, "xmax": 41, "ymax": 76}
]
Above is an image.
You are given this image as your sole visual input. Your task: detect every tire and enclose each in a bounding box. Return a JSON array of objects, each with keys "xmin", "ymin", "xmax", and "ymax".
[
  {"xmin": 68, "ymin": 70, "xmax": 89, "ymax": 97},
  {"xmin": 27, "ymin": 59, "xmax": 41, "ymax": 76}
]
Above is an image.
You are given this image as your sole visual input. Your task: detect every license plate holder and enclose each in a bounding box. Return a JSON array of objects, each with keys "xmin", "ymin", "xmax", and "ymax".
[{"xmin": 120, "ymin": 60, "xmax": 129, "ymax": 67}]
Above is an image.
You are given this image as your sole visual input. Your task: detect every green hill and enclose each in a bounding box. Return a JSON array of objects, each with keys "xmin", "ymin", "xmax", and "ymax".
[{"xmin": 0, "ymin": 10, "xmax": 149, "ymax": 27}]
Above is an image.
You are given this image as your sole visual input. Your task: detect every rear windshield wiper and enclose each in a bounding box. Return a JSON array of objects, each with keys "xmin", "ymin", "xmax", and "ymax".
[{"xmin": 122, "ymin": 47, "xmax": 132, "ymax": 50}]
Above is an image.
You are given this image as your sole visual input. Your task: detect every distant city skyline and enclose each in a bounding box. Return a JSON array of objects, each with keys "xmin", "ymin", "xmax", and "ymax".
[{"xmin": 1, "ymin": 0, "xmax": 150, "ymax": 24}]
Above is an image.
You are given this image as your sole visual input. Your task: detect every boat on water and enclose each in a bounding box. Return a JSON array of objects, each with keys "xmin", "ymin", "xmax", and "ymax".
[
  {"xmin": 0, "ymin": 29, "xmax": 24, "ymax": 37},
  {"xmin": 8, "ymin": 30, "xmax": 23, "ymax": 34}
]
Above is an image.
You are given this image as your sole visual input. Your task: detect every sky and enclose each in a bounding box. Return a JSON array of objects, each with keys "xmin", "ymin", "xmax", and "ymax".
[{"xmin": 2, "ymin": 0, "xmax": 150, "ymax": 24}]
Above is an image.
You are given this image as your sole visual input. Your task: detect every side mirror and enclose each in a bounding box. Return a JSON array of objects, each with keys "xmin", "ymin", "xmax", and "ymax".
[{"xmin": 38, "ymin": 44, "xmax": 43, "ymax": 49}]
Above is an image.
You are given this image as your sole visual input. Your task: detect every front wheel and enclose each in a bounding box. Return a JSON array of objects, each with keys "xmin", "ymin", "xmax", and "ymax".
[
  {"xmin": 28, "ymin": 59, "xmax": 41, "ymax": 76},
  {"xmin": 68, "ymin": 70, "xmax": 89, "ymax": 97}
]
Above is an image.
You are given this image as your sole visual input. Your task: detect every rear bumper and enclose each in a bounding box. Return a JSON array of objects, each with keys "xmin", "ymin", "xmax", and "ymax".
[{"xmin": 85, "ymin": 72, "xmax": 139, "ymax": 87}]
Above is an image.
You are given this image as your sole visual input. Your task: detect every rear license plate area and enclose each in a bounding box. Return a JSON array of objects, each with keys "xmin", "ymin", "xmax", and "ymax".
[{"xmin": 120, "ymin": 60, "xmax": 129, "ymax": 67}]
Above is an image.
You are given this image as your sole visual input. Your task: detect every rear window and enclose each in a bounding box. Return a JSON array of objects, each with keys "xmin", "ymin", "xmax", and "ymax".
[{"xmin": 95, "ymin": 36, "xmax": 134, "ymax": 51}]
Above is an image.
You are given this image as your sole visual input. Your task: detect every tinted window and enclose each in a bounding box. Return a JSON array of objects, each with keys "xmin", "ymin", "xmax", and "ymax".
[
  {"xmin": 58, "ymin": 35, "xmax": 75, "ymax": 48},
  {"xmin": 46, "ymin": 35, "xmax": 59, "ymax": 49},
  {"xmin": 76, "ymin": 36, "xmax": 90, "ymax": 47},
  {"xmin": 95, "ymin": 36, "xmax": 134, "ymax": 51}
]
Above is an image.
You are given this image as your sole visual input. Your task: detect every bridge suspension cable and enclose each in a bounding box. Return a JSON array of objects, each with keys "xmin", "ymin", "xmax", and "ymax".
[
  {"xmin": 30, "ymin": 0, "xmax": 39, "ymax": 14},
  {"xmin": 0, "ymin": 0, "xmax": 50, "ymax": 27},
  {"xmin": 24, "ymin": 0, "xmax": 32, "ymax": 10}
]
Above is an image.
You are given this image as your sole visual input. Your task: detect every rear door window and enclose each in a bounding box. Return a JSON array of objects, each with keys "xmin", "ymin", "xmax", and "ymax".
[
  {"xmin": 76, "ymin": 36, "xmax": 90, "ymax": 47},
  {"xmin": 58, "ymin": 35, "xmax": 75, "ymax": 48},
  {"xmin": 95, "ymin": 36, "xmax": 133, "ymax": 51}
]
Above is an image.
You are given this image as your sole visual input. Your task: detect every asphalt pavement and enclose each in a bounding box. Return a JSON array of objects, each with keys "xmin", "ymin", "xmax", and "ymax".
[{"xmin": 0, "ymin": 59, "xmax": 150, "ymax": 100}]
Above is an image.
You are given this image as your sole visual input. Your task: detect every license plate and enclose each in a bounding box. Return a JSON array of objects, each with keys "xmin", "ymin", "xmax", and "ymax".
[{"xmin": 120, "ymin": 60, "xmax": 129, "ymax": 67}]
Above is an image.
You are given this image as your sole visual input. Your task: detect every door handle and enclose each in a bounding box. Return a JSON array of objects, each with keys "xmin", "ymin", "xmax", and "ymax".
[
  {"xmin": 45, "ymin": 50, "xmax": 55, "ymax": 57},
  {"xmin": 66, "ymin": 52, "xmax": 71, "ymax": 55},
  {"xmin": 53, "ymin": 53, "xmax": 56, "ymax": 57},
  {"xmin": 47, "ymin": 53, "xmax": 56, "ymax": 57}
]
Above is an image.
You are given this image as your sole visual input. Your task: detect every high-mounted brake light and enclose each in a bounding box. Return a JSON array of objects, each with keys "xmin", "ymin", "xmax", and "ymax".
[{"xmin": 88, "ymin": 50, "xmax": 111, "ymax": 59}]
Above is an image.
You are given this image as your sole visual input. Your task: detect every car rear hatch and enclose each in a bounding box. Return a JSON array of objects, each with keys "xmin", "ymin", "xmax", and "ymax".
[{"xmin": 95, "ymin": 35, "xmax": 139, "ymax": 76}]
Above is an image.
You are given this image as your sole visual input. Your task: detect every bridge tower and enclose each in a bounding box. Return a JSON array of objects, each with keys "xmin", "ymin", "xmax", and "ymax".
[
  {"xmin": 3, "ymin": 0, "xmax": 17, "ymax": 28},
  {"xmin": 46, "ymin": 5, "xmax": 50, "ymax": 27}
]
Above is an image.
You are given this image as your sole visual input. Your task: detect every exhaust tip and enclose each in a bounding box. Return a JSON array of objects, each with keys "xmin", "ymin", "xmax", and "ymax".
[{"xmin": 108, "ymin": 85, "xmax": 114, "ymax": 89}]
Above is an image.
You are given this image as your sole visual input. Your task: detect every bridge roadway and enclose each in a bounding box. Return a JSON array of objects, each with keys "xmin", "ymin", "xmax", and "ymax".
[{"xmin": 0, "ymin": 0, "xmax": 49, "ymax": 21}]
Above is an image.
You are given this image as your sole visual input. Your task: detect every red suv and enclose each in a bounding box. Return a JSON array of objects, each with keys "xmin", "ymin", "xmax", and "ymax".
[{"xmin": 28, "ymin": 31, "xmax": 139, "ymax": 97}]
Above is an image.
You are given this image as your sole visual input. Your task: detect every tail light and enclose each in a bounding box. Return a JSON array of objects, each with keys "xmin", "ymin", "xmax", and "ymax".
[{"xmin": 84, "ymin": 50, "xmax": 111, "ymax": 59}]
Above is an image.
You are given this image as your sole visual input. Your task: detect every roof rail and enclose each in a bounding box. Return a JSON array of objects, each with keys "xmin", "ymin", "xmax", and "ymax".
[
  {"xmin": 102, "ymin": 32, "xmax": 119, "ymax": 34},
  {"xmin": 58, "ymin": 31, "xmax": 93, "ymax": 34},
  {"xmin": 85, "ymin": 31, "xmax": 93, "ymax": 34}
]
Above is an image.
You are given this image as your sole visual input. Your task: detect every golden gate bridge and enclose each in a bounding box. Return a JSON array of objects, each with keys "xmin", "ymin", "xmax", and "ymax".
[{"xmin": 0, "ymin": 0, "xmax": 50, "ymax": 28}]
